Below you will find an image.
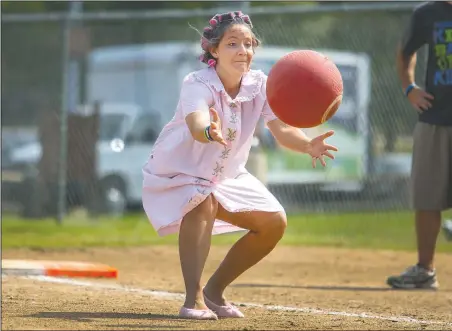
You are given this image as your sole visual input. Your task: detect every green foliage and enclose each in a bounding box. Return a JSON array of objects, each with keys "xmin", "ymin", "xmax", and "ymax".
[{"xmin": 1, "ymin": 1, "xmax": 68, "ymax": 13}]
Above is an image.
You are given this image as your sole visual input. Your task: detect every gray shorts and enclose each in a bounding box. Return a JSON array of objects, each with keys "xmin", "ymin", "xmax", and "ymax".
[{"xmin": 411, "ymin": 122, "xmax": 452, "ymax": 211}]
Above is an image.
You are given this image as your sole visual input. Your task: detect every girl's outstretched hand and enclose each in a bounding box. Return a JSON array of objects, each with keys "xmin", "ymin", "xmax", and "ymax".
[
  {"xmin": 308, "ymin": 130, "xmax": 338, "ymax": 168},
  {"xmin": 208, "ymin": 108, "xmax": 228, "ymax": 146}
]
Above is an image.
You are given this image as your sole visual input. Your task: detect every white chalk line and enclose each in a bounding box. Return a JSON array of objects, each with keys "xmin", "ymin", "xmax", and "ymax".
[{"xmin": 10, "ymin": 275, "xmax": 452, "ymax": 327}]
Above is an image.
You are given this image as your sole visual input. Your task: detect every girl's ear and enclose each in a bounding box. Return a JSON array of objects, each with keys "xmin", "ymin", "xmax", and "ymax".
[{"xmin": 210, "ymin": 46, "xmax": 219, "ymax": 59}]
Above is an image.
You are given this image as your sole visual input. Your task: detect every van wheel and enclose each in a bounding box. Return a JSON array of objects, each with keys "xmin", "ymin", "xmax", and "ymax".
[{"xmin": 97, "ymin": 177, "xmax": 127, "ymax": 217}]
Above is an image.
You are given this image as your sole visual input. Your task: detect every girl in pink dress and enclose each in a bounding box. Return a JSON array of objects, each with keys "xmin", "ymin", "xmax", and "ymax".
[{"xmin": 142, "ymin": 11, "xmax": 338, "ymax": 320}]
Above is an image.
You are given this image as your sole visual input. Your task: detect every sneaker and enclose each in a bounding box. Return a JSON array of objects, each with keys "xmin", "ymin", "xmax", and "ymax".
[
  {"xmin": 442, "ymin": 219, "xmax": 452, "ymax": 241},
  {"xmin": 386, "ymin": 264, "xmax": 439, "ymax": 289}
]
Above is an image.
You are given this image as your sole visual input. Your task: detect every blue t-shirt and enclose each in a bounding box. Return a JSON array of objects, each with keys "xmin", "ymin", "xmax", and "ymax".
[{"xmin": 401, "ymin": 1, "xmax": 452, "ymax": 126}]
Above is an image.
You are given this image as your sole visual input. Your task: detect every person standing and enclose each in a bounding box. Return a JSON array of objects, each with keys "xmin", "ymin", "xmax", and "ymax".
[{"xmin": 387, "ymin": 1, "xmax": 452, "ymax": 289}]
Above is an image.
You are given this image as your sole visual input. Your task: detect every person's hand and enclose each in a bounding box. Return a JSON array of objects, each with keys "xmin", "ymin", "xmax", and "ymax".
[
  {"xmin": 208, "ymin": 107, "xmax": 228, "ymax": 146},
  {"xmin": 408, "ymin": 86, "xmax": 434, "ymax": 112},
  {"xmin": 307, "ymin": 130, "xmax": 338, "ymax": 168}
]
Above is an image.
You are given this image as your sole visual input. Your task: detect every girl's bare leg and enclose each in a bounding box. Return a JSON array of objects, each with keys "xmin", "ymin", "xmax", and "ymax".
[
  {"xmin": 204, "ymin": 204, "xmax": 287, "ymax": 305},
  {"xmin": 179, "ymin": 195, "xmax": 218, "ymax": 309}
]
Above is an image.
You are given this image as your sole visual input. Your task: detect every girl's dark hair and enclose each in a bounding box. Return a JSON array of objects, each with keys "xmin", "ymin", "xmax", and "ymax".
[{"xmin": 199, "ymin": 11, "xmax": 261, "ymax": 65}]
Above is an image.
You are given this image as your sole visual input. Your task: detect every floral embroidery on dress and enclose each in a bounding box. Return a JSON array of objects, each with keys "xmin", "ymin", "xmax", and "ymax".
[
  {"xmin": 213, "ymin": 162, "xmax": 224, "ymax": 176},
  {"xmin": 220, "ymin": 147, "xmax": 231, "ymax": 159},
  {"xmin": 196, "ymin": 187, "xmax": 209, "ymax": 195},
  {"xmin": 226, "ymin": 128, "xmax": 237, "ymax": 142},
  {"xmin": 186, "ymin": 192, "xmax": 209, "ymax": 213},
  {"xmin": 184, "ymin": 68, "xmax": 262, "ymax": 187},
  {"xmin": 185, "ymin": 176, "xmax": 212, "ymax": 214},
  {"xmin": 229, "ymin": 111, "xmax": 238, "ymax": 124},
  {"xmin": 193, "ymin": 177, "xmax": 211, "ymax": 194}
]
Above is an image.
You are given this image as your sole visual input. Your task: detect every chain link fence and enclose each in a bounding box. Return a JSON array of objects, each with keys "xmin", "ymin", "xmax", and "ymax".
[{"xmin": 2, "ymin": 2, "xmax": 422, "ymax": 220}]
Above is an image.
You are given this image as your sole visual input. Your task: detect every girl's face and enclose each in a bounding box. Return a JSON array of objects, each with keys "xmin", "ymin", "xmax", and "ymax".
[{"xmin": 210, "ymin": 24, "xmax": 255, "ymax": 75}]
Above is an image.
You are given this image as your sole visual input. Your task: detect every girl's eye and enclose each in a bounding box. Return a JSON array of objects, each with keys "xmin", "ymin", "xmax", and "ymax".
[{"xmin": 227, "ymin": 42, "xmax": 252, "ymax": 48}]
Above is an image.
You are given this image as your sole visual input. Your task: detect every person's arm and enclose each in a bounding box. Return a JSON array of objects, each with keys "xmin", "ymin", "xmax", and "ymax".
[
  {"xmin": 185, "ymin": 108, "xmax": 227, "ymax": 146},
  {"xmin": 180, "ymin": 79, "xmax": 225, "ymax": 145},
  {"xmin": 396, "ymin": 44, "xmax": 418, "ymax": 91},
  {"xmin": 259, "ymin": 73, "xmax": 337, "ymax": 167},
  {"xmin": 266, "ymin": 118, "xmax": 337, "ymax": 167},
  {"xmin": 266, "ymin": 119, "xmax": 312, "ymax": 154},
  {"xmin": 396, "ymin": 6, "xmax": 426, "ymax": 90},
  {"xmin": 396, "ymin": 5, "xmax": 434, "ymax": 111},
  {"xmin": 185, "ymin": 111, "xmax": 212, "ymax": 143},
  {"xmin": 260, "ymin": 89, "xmax": 337, "ymax": 167},
  {"xmin": 259, "ymin": 85, "xmax": 313, "ymax": 154}
]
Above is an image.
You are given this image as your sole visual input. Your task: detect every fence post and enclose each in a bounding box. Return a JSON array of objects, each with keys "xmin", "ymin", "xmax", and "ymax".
[{"xmin": 57, "ymin": 1, "xmax": 82, "ymax": 224}]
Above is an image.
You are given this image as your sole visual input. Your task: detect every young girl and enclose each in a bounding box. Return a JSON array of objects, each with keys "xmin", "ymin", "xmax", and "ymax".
[{"xmin": 142, "ymin": 11, "xmax": 338, "ymax": 320}]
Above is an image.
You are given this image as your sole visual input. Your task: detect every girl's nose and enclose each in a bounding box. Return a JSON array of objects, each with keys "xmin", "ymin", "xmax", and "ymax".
[{"xmin": 237, "ymin": 44, "xmax": 246, "ymax": 55}]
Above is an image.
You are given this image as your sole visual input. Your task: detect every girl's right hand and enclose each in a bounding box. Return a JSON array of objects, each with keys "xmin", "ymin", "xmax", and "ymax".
[{"xmin": 208, "ymin": 107, "xmax": 228, "ymax": 146}]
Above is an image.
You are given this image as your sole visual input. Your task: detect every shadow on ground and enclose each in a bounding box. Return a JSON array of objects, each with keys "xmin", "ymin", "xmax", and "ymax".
[
  {"xmin": 25, "ymin": 311, "xmax": 186, "ymax": 323},
  {"xmin": 231, "ymin": 283, "xmax": 442, "ymax": 292}
]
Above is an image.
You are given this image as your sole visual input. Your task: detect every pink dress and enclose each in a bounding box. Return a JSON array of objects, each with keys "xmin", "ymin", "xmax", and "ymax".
[{"xmin": 142, "ymin": 67, "xmax": 285, "ymax": 236}]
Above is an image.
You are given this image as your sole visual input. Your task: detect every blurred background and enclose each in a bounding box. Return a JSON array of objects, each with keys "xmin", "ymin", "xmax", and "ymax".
[{"xmin": 2, "ymin": 0, "xmax": 424, "ymax": 223}]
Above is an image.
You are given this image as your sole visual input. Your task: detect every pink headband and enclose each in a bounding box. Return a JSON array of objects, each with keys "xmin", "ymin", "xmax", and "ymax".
[{"xmin": 208, "ymin": 12, "xmax": 253, "ymax": 29}]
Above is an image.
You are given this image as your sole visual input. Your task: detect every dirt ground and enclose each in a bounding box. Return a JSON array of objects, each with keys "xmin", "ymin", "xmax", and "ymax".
[{"xmin": 2, "ymin": 245, "xmax": 452, "ymax": 330}]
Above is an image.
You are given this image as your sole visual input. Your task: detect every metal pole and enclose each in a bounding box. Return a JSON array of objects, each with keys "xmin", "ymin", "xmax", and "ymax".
[{"xmin": 57, "ymin": 1, "xmax": 82, "ymax": 224}]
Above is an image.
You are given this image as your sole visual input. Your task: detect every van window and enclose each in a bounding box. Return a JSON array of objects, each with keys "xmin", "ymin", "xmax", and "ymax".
[
  {"xmin": 127, "ymin": 113, "xmax": 160, "ymax": 143},
  {"xmin": 99, "ymin": 113, "xmax": 128, "ymax": 141}
]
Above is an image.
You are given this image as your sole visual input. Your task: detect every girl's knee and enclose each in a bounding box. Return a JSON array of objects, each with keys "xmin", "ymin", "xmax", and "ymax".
[
  {"xmin": 273, "ymin": 212, "xmax": 288, "ymax": 236},
  {"xmin": 260, "ymin": 212, "xmax": 287, "ymax": 238}
]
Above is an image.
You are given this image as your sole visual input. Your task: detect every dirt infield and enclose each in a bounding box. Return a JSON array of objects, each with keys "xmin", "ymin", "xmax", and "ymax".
[{"xmin": 2, "ymin": 245, "xmax": 452, "ymax": 330}]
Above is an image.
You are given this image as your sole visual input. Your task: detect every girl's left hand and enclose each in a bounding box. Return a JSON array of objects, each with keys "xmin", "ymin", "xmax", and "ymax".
[{"xmin": 308, "ymin": 130, "xmax": 338, "ymax": 168}]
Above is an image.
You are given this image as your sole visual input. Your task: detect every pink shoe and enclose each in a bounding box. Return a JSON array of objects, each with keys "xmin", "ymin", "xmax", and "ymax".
[
  {"xmin": 178, "ymin": 306, "xmax": 218, "ymax": 320},
  {"xmin": 203, "ymin": 290, "xmax": 245, "ymax": 318}
]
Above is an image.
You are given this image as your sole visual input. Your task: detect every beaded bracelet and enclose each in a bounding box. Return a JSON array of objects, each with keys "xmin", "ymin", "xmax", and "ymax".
[{"xmin": 204, "ymin": 126, "xmax": 214, "ymax": 142}]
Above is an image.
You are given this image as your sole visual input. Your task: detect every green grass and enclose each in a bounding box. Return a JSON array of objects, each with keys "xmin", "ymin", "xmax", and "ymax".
[{"xmin": 2, "ymin": 211, "xmax": 452, "ymax": 252}]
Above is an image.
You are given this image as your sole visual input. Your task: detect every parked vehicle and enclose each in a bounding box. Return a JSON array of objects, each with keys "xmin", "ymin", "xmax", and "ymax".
[{"xmin": 3, "ymin": 103, "xmax": 159, "ymax": 216}]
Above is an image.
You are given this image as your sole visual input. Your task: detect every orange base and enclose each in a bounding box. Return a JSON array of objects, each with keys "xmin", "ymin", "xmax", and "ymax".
[{"xmin": 2, "ymin": 259, "xmax": 118, "ymax": 279}]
